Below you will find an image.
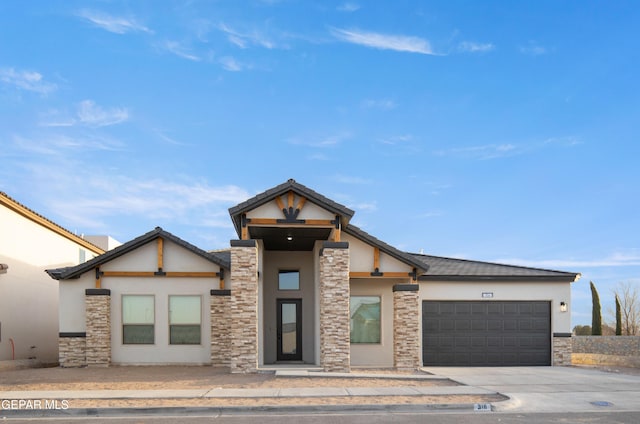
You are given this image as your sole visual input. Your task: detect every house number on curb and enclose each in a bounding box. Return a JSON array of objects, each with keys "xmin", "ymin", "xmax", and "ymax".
[{"xmin": 474, "ymin": 403, "xmax": 492, "ymax": 412}]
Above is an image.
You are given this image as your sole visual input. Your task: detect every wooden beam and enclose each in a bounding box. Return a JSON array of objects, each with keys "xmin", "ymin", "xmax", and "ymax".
[
  {"xmin": 296, "ymin": 196, "xmax": 307, "ymax": 212},
  {"xmin": 332, "ymin": 227, "xmax": 341, "ymax": 242},
  {"xmin": 246, "ymin": 218, "xmax": 335, "ymax": 226},
  {"xmin": 275, "ymin": 195, "xmax": 285, "ymax": 211},
  {"xmin": 157, "ymin": 238, "xmax": 164, "ymax": 270},
  {"xmin": 165, "ymin": 272, "xmax": 219, "ymax": 278},
  {"xmin": 373, "ymin": 247, "xmax": 380, "ymax": 271},
  {"xmin": 101, "ymin": 271, "xmax": 220, "ymax": 278},
  {"xmin": 349, "ymin": 272, "xmax": 415, "ymax": 279},
  {"xmin": 287, "ymin": 191, "xmax": 294, "ymax": 209},
  {"xmin": 95, "ymin": 267, "xmax": 102, "ymax": 289},
  {"xmin": 102, "ymin": 271, "xmax": 156, "ymax": 277}
]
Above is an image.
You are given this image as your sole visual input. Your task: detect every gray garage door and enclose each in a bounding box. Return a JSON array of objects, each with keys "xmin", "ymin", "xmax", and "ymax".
[{"xmin": 422, "ymin": 301, "xmax": 551, "ymax": 366}]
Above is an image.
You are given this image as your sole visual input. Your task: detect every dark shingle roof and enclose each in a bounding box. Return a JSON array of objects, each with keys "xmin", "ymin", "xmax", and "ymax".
[
  {"xmin": 412, "ymin": 253, "xmax": 579, "ymax": 282},
  {"xmin": 46, "ymin": 227, "xmax": 229, "ymax": 280},
  {"xmin": 228, "ymin": 179, "xmax": 355, "ymax": 236}
]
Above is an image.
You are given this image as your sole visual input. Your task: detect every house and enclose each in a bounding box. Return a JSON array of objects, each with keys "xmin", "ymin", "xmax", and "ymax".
[
  {"xmin": 47, "ymin": 179, "xmax": 579, "ymax": 371},
  {"xmin": 0, "ymin": 192, "xmax": 105, "ymax": 363}
]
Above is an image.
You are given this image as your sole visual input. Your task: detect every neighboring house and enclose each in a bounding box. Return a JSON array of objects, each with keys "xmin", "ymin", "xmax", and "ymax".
[
  {"xmin": 0, "ymin": 192, "xmax": 105, "ymax": 363},
  {"xmin": 47, "ymin": 179, "xmax": 580, "ymax": 371}
]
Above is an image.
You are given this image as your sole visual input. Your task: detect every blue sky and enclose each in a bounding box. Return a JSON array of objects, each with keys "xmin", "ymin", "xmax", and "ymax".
[{"xmin": 1, "ymin": 1, "xmax": 638, "ymax": 327}]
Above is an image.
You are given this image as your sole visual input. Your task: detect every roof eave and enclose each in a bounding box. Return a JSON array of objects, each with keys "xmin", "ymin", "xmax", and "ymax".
[{"xmin": 418, "ymin": 274, "xmax": 580, "ymax": 283}]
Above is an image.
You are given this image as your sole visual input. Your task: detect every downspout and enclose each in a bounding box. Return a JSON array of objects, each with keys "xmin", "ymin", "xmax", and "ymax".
[{"xmin": 9, "ymin": 338, "xmax": 15, "ymax": 360}]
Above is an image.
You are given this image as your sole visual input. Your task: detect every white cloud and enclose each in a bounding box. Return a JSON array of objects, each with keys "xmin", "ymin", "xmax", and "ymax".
[
  {"xmin": 362, "ymin": 99, "xmax": 397, "ymax": 110},
  {"xmin": 77, "ymin": 100, "xmax": 129, "ymax": 127},
  {"xmin": 377, "ymin": 134, "xmax": 413, "ymax": 145},
  {"xmin": 77, "ymin": 9, "xmax": 152, "ymax": 34},
  {"xmin": 519, "ymin": 41, "xmax": 547, "ymax": 56},
  {"xmin": 217, "ymin": 23, "xmax": 277, "ymax": 49},
  {"xmin": 12, "ymin": 134, "xmax": 124, "ymax": 156},
  {"xmin": 161, "ymin": 40, "xmax": 201, "ymax": 62},
  {"xmin": 458, "ymin": 41, "xmax": 494, "ymax": 53},
  {"xmin": 219, "ymin": 56, "xmax": 246, "ymax": 72},
  {"xmin": 494, "ymin": 252, "xmax": 640, "ymax": 269},
  {"xmin": 434, "ymin": 136, "xmax": 581, "ymax": 160},
  {"xmin": 37, "ymin": 170, "xmax": 251, "ymax": 232},
  {"xmin": 287, "ymin": 132, "xmax": 351, "ymax": 148},
  {"xmin": 0, "ymin": 68, "xmax": 57, "ymax": 94},
  {"xmin": 331, "ymin": 175, "xmax": 372, "ymax": 184},
  {"xmin": 330, "ymin": 28, "xmax": 435, "ymax": 55},
  {"xmin": 337, "ymin": 3, "xmax": 361, "ymax": 12}
]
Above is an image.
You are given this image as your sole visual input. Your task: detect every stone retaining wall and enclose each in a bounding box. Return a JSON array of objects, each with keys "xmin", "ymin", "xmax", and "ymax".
[{"xmin": 572, "ymin": 336, "xmax": 640, "ymax": 368}]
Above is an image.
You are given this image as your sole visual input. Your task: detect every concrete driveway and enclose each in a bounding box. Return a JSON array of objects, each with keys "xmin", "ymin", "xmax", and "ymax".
[{"xmin": 423, "ymin": 366, "xmax": 640, "ymax": 413}]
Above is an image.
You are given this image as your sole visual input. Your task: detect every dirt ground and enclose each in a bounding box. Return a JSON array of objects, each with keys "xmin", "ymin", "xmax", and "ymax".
[{"xmin": 0, "ymin": 366, "xmax": 508, "ymax": 408}]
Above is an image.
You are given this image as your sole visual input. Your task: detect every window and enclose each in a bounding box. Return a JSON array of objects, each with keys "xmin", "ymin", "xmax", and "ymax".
[
  {"xmin": 278, "ymin": 270, "xmax": 300, "ymax": 290},
  {"xmin": 122, "ymin": 295, "xmax": 155, "ymax": 344},
  {"xmin": 350, "ymin": 296, "xmax": 381, "ymax": 344},
  {"xmin": 169, "ymin": 295, "xmax": 201, "ymax": 345}
]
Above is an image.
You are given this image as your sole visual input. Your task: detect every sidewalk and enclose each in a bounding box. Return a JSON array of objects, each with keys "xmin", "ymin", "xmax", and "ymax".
[{"xmin": 0, "ymin": 366, "xmax": 502, "ymax": 417}]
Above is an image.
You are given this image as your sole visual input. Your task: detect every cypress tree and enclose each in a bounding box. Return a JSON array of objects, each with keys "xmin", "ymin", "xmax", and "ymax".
[
  {"xmin": 615, "ymin": 294, "xmax": 622, "ymax": 336},
  {"xmin": 590, "ymin": 281, "xmax": 602, "ymax": 335}
]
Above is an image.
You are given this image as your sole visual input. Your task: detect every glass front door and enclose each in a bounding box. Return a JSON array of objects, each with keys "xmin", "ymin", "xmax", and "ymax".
[{"xmin": 277, "ymin": 299, "xmax": 302, "ymax": 361}]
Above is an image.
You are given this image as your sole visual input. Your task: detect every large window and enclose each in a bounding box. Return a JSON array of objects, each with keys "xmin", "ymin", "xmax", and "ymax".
[
  {"xmin": 122, "ymin": 295, "xmax": 155, "ymax": 344},
  {"xmin": 169, "ymin": 295, "xmax": 202, "ymax": 345},
  {"xmin": 278, "ymin": 270, "xmax": 300, "ymax": 290},
  {"xmin": 350, "ymin": 296, "xmax": 381, "ymax": 344}
]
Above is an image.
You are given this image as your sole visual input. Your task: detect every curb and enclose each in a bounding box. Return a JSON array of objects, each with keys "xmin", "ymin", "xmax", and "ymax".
[{"xmin": 0, "ymin": 402, "xmax": 480, "ymax": 418}]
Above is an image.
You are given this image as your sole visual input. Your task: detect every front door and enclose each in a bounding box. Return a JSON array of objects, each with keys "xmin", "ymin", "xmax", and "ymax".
[{"xmin": 277, "ymin": 299, "xmax": 302, "ymax": 361}]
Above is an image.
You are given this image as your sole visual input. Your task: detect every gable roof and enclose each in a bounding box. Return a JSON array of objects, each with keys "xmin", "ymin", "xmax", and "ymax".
[
  {"xmin": 228, "ymin": 179, "xmax": 355, "ymax": 236},
  {"xmin": 46, "ymin": 227, "xmax": 229, "ymax": 280},
  {"xmin": 1, "ymin": 191, "xmax": 104, "ymax": 255},
  {"xmin": 413, "ymin": 253, "xmax": 580, "ymax": 282},
  {"xmin": 344, "ymin": 224, "xmax": 429, "ymax": 272}
]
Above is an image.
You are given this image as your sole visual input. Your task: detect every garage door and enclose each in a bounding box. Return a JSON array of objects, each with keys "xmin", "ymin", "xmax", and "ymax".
[{"xmin": 422, "ymin": 301, "xmax": 551, "ymax": 366}]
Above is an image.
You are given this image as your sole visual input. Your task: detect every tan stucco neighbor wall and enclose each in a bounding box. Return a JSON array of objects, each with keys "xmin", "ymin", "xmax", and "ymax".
[{"xmin": 0, "ymin": 195, "xmax": 102, "ymax": 363}]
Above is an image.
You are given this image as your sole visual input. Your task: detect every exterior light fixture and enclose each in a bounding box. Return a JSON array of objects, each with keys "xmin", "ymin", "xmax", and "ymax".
[
  {"xmin": 560, "ymin": 301, "xmax": 568, "ymax": 312},
  {"xmin": 0, "ymin": 263, "xmax": 8, "ymax": 275},
  {"xmin": 286, "ymin": 235, "xmax": 293, "ymax": 241}
]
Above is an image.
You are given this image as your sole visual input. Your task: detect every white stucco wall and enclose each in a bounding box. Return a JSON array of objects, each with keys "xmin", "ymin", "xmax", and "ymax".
[
  {"xmin": 343, "ymin": 233, "xmax": 413, "ymax": 273},
  {"xmin": 0, "ymin": 202, "xmax": 101, "ymax": 362}
]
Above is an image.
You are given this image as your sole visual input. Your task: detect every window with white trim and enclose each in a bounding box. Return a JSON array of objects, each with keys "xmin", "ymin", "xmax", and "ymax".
[
  {"xmin": 122, "ymin": 295, "xmax": 155, "ymax": 344},
  {"xmin": 350, "ymin": 296, "xmax": 381, "ymax": 344},
  {"xmin": 169, "ymin": 295, "xmax": 201, "ymax": 345}
]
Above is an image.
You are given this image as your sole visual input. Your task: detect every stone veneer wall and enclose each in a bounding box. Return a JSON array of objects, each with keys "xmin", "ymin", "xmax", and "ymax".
[
  {"xmin": 319, "ymin": 242, "xmax": 350, "ymax": 373},
  {"xmin": 572, "ymin": 336, "xmax": 640, "ymax": 368},
  {"xmin": 85, "ymin": 289, "xmax": 111, "ymax": 367},
  {"xmin": 210, "ymin": 290, "xmax": 231, "ymax": 367},
  {"xmin": 393, "ymin": 284, "xmax": 421, "ymax": 370},
  {"xmin": 58, "ymin": 335, "xmax": 86, "ymax": 367},
  {"xmin": 552, "ymin": 335, "xmax": 572, "ymax": 366},
  {"xmin": 229, "ymin": 240, "xmax": 259, "ymax": 373}
]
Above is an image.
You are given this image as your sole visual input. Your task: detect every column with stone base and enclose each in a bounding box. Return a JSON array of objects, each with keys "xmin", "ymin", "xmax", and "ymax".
[
  {"xmin": 229, "ymin": 240, "xmax": 259, "ymax": 373},
  {"xmin": 393, "ymin": 284, "xmax": 421, "ymax": 370},
  {"xmin": 85, "ymin": 288, "xmax": 111, "ymax": 367},
  {"xmin": 553, "ymin": 333, "xmax": 572, "ymax": 366},
  {"xmin": 211, "ymin": 289, "xmax": 231, "ymax": 367},
  {"xmin": 319, "ymin": 241, "xmax": 350, "ymax": 373}
]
